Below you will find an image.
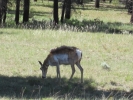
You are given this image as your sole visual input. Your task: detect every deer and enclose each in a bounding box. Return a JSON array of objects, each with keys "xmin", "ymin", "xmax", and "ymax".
[{"xmin": 38, "ymin": 45, "xmax": 83, "ymax": 83}]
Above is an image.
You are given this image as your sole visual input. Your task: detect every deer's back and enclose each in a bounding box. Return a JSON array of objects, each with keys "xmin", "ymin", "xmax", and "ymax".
[{"xmin": 48, "ymin": 48, "xmax": 82, "ymax": 66}]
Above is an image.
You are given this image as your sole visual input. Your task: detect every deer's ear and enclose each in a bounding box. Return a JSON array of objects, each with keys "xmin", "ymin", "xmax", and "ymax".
[{"xmin": 38, "ymin": 61, "xmax": 43, "ymax": 66}]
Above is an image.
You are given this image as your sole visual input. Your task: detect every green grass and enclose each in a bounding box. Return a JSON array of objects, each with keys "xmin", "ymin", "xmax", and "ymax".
[
  {"xmin": 0, "ymin": 29, "xmax": 133, "ymax": 99},
  {"xmin": 0, "ymin": 0, "xmax": 133, "ymax": 99}
]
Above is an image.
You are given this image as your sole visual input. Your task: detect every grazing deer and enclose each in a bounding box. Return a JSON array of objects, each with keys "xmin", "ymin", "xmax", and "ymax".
[{"xmin": 38, "ymin": 45, "xmax": 83, "ymax": 83}]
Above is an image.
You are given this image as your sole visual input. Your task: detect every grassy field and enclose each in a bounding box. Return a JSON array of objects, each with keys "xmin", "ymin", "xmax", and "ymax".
[
  {"xmin": 0, "ymin": 0, "xmax": 133, "ymax": 99},
  {"xmin": 1, "ymin": 29, "xmax": 133, "ymax": 99}
]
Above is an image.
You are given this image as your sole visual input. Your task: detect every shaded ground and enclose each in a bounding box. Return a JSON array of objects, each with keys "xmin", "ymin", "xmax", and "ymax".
[{"xmin": 0, "ymin": 75, "xmax": 133, "ymax": 99}]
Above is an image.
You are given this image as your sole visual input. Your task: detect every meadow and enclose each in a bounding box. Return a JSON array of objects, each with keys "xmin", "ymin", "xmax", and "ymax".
[{"xmin": 0, "ymin": 0, "xmax": 133, "ymax": 99}]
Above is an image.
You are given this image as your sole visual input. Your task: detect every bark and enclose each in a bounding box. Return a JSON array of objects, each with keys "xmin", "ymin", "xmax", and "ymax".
[
  {"xmin": 61, "ymin": 0, "xmax": 66, "ymax": 23},
  {"xmin": 128, "ymin": 0, "xmax": 133, "ymax": 13},
  {"xmin": 77, "ymin": 0, "xmax": 83, "ymax": 4},
  {"xmin": 65, "ymin": 0, "xmax": 71, "ymax": 19},
  {"xmin": 95, "ymin": 0, "xmax": 100, "ymax": 8},
  {"xmin": 125, "ymin": 0, "xmax": 129, "ymax": 8},
  {"xmin": 0, "ymin": 0, "xmax": 8, "ymax": 24},
  {"xmin": 15, "ymin": 0, "xmax": 21, "ymax": 25},
  {"xmin": 130, "ymin": 5, "xmax": 133, "ymax": 23},
  {"xmin": 109, "ymin": 0, "xmax": 112, "ymax": 3},
  {"xmin": 23, "ymin": 0, "xmax": 30, "ymax": 23},
  {"xmin": 0, "ymin": 0, "xmax": 2, "ymax": 24},
  {"xmin": 103, "ymin": 0, "xmax": 105, "ymax": 2},
  {"xmin": 53, "ymin": 0, "xmax": 58, "ymax": 24}
]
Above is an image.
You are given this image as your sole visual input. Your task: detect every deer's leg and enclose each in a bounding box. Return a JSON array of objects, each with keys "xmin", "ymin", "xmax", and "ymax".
[
  {"xmin": 56, "ymin": 65, "xmax": 61, "ymax": 82},
  {"xmin": 76, "ymin": 62, "xmax": 83, "ymax": 83},
  {"xmin": 69, "ymin": 64, "xmax": 75, "ymax": 80}
]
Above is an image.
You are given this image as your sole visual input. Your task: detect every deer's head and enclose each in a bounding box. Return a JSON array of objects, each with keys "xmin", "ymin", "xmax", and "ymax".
[{"xmin": 38, "ymin": 61, "xmax": 48, "ymax": 78}]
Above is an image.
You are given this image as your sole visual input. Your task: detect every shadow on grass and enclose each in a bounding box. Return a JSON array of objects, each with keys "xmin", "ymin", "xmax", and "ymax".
[
  {"xmin": 75, "ymin": 3, "xmax": 126, "ymax": 12},
  {"xmin": 0, "ymin": 75, "xmax": 133, "ymax": 99}
]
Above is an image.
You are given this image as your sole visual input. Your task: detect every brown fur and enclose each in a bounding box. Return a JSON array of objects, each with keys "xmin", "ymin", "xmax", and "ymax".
[
  {"xmin": 43, "ymin": 46, "xmax": 77, "ymax": 68},
  {"xmin": 50, "ymin": 45, "xmax": 77, "ymax": 54},
  {"xmin": 39, "ymin": 45, "xmax": 83, "ymax": 83}
]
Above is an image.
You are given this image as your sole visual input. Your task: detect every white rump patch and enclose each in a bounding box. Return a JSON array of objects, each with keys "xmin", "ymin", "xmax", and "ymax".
[{"xmin": 76, "ymin": 49, "xmax": 82, "ymax": 60}]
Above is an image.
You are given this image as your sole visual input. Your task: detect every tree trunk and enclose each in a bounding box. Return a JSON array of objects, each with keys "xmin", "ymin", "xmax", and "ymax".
[
  {"xmin": 95, "ymin": 0, "xmax": 100, "ymax": 8},
  {"xmin": 128, "ymin": 0, "xmax": 133, "ymax": 13},
  {"xmin": 65, "ymin": 0, "xmax": 71, "ymax": 19},
  {"xmin": 15, "ymin": 0, "xmax": 20, "ymax": 25},
  {"xmin": 77, "ymin": 0, "xmax": 83, "ymax": 4},
  {"xmin": 109, "ymin": 0, "xmax": 112, "ymax": 3},
  {"xmin": 0, "ymin": 0, "xmax": 2, "ymax": 24},
  {"xmin": 53, "ymin": 0, "xmax": 58, "ymax": 24},
  {"xmin": 130, "ymin": 4, "xmax": 133, "ymax": 23},
  {"xmin": 61, "ymin": 0, "xmax": 66, "ymax": 23},
  {"xmin": 0, "ymin": 0, "xmax": 8, "ymax": 24},
  {"xmin": 103, "ymin": 0, "xmax": 105, "ymax": 2},
  {"xmin": 3, "ymin": 0, "xmax": 8, "ymax": 23},
  {"xmin": 23, "ymin": 0, "xmax": 30, "ymax": 23},
  {"xmin": 125, "ymin": 0, "xmax": 129, "ymax": 8}
]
